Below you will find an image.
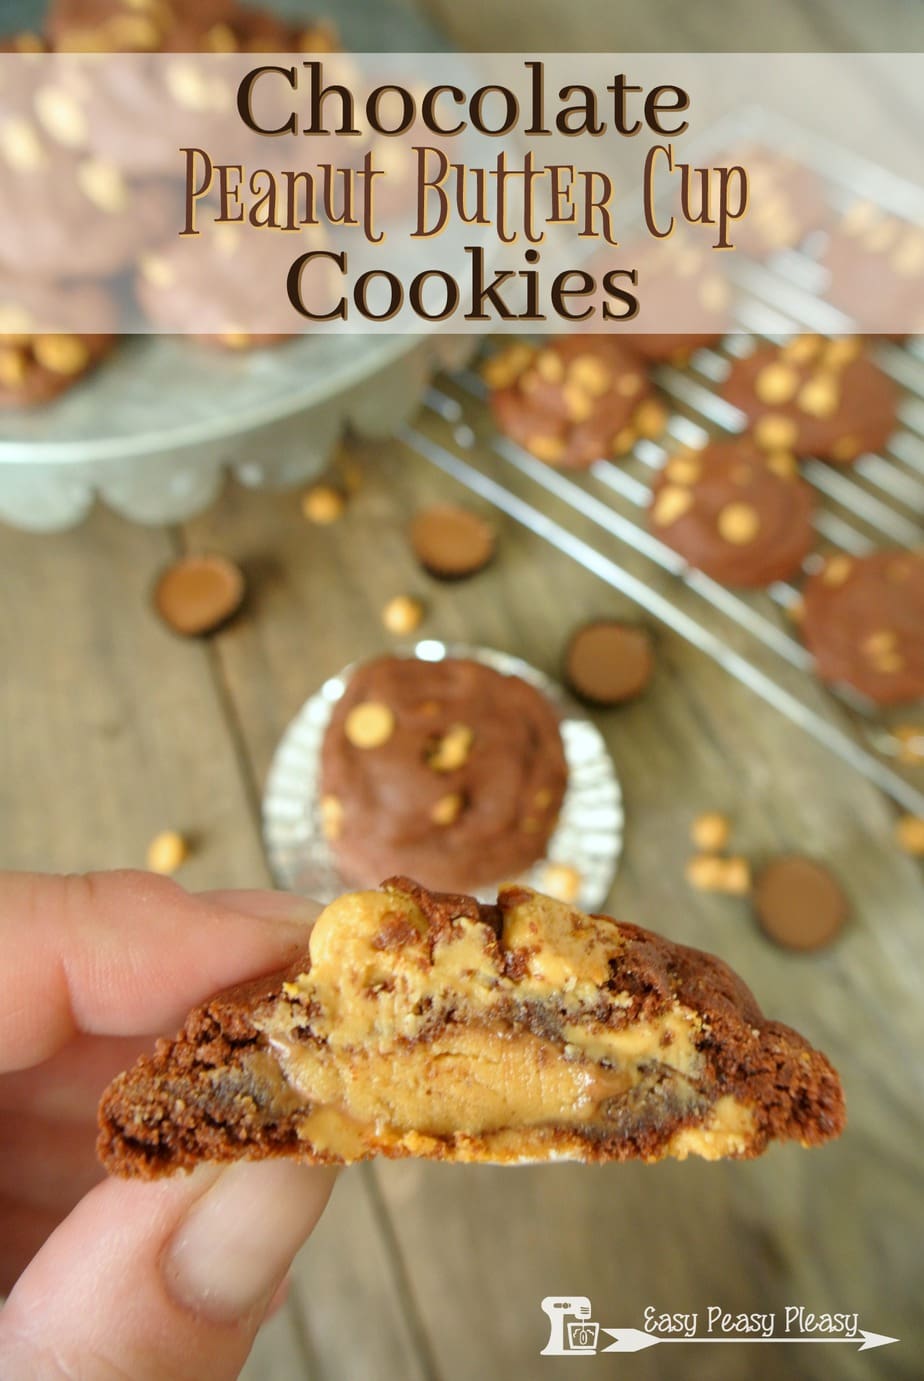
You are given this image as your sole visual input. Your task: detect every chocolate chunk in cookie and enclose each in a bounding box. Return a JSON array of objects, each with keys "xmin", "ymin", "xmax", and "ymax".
[
  {"xmin": 722, "ymin": 336, "xmax": 899, "ymax": 465},
  {"xmin": 822, "ymin": 202, "xmax": 924, "ymax": 335},
  {"xmin": 487, "ymin": 336, "xmax": 666, "ymax": 469},
  {"xmin": 0, "ymin": 277, "xmax": 116, "ymax": 407},
  {"xmin": 800, "ymin": 549, "xmax": 924, "ymax": 705},
  {"xmin": 648, "ymin": 437, "xmax": 815, "ymax": 587},
  {"xmin": 320, "ymin": 656, "xmax": 568, "ymax": 892}
]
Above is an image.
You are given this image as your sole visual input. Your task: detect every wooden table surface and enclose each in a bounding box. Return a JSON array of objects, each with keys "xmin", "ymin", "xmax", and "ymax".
[{"xmin": 3, "ymin": 3, "xmax": 924, "ymax": 1379}]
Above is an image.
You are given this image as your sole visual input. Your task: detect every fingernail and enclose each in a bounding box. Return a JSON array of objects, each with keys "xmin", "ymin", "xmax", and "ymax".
[
  {"xmin": 200, "ymin": 889, "xmax": 323, "ymax": 927},
  {"xmin": 163, "ymin": 1160, "xmax": 337, "ymax": 1322}
]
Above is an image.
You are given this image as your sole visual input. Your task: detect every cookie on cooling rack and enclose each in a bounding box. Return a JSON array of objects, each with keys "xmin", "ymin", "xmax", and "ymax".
[
  {"xmin": 723, "ymin": 147, "xmax": 829, "ymax": 259},
  {"xmin": 822, "ymin": 202, "xmax": 924, "ymax": 336},
  {"xmin": 486, "ymin": 336, "xmax": 667, "ymax": 470},
  {"xmin": 648, "ymin": 437, "xmax": 815, "ymax": 587},
  {"xmin": 722, "ymin": 335, "xmax": 899, "ymax": 465},
  {"xmin": 800, "ymin": 549, "xmax": 924, "ymax": 705}
]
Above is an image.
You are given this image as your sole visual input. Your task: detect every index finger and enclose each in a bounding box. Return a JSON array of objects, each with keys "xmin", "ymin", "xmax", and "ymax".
[{"xmin": 0, "ymin": 870, "xmax": 318, "ymax": 1074}]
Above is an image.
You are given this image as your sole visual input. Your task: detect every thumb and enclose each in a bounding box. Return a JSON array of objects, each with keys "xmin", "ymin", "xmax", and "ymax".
[{"xmin": 0, "ymin": 1158, "xmax": 337, "ymax": 1381}]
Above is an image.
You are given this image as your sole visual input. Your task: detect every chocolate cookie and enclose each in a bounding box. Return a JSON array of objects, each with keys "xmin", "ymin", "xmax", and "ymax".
[
  {"xmin": 0, "ymin": 118, "xmax": 177, "ymax": 279},
  {"xmin": 45, "ymin": 0, "xmax": 234, "ymax": 51},
  {"xmin": 648, "ymin": 437, "xmax": 815, "ymax": 587},
  {"xmin": 136, "ymin": 220, "xmax": 323, "ymax": 345},
  {"xmin": 725, "ymin": 147, "xmax": 828, "ymax": 259},
  {"xmin": 800, "ymin": 549, "xmax": 924, "ymax": 705},
  {"xmin": 0, "ymin": 276, "xmax": 116, "ymax": 406},
  {"xmin": 320, "ymin": 656, "xmax": 568, "ymax": 893},
  {"xmin": 822, "ymin": 202, "xmax": 924, "ymax": 335},
  {"xmin": 722, "ymin": 336, "xmax": 899, "ymax": 465},
  {"xmin": 602, "ymin": 235, "xmax": 730, "ymax": 362},
  {"xmin": 487, "ymin": 336, "xmax": 666, "ymax": 469}
]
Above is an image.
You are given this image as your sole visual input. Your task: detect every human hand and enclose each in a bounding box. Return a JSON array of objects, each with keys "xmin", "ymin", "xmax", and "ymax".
[{"xmin": 0, "ymin": 869, "xmax": 335, "ymax": 1380}]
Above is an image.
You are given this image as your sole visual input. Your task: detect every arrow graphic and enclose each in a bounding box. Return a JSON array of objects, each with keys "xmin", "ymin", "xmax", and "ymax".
[{"xmin": 600, "ymin": 1329, "xmax": 898, "ymax": 1353}]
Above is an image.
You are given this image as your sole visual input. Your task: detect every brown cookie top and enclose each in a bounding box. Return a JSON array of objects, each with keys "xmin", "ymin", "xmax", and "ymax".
[
  {"xmin": 725, "ymin": 147, "xmax": 829, "ymax": 259},
  {"xmin": 599, "ymin": 236, "xmax": 731, "ymax": 362},
  {"xmin": 487, "ymin": 336, "xmax": 666, "ymax": 470},
  {"xmin": 320, "ymin": 656, "xmax": 568, "ymax": 894},
  {"xmin": 822, "ymin": 202, "xmax": 924, "ymax": 335},
  {"xmin": 0, "ymin": 117, "xmax": 177, "ymax": 280},
  {"xmin": 136, "ymin": 220, "xmax": 320, "ymax": 345},
  {"xmin": 722, "ymin": 335, "xmax": 899, "ymax": 464},
  {"xmin": 754, "ymin": 856, "xmax": 848, "ymax": 952},
  {"xmin": 410, "ymin": 505, "xmax": 496, "ymax": 580},
  {"xmin": 800, "ymin": 549, "xmax": 924, "ymax": 705},
  {"xmin": 564, "ymin": 621, "xmax": 655, "ymax": 705},
  {"xmin": 0, "ymin": 277, "xmax": 116, "ymax": 407},
  {"xmin": 648, "ymin": 437, "xmax": 815, "ymax": 587}
]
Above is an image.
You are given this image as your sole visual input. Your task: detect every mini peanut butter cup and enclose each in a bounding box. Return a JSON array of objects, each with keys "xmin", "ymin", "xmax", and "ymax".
[
  {"xmin": 754, "ymin": 855, "xmax": 848, "ymax": 952},
  {"xmin": 153, "ymin": 554, "xmax": 245, "ymax": 637},
  {"xmin": 564, "ymin": 620, "xmax": 655, "ymax": 706},
  {"xmin": 409, "ymin": 505, "xmax": 496, "ymax": 580}
]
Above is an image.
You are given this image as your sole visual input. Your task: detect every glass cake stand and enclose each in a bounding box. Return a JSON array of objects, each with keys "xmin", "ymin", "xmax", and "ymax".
[{"xmin": 0, "ymin": 0, "xmax": 464, "ymax": 531}]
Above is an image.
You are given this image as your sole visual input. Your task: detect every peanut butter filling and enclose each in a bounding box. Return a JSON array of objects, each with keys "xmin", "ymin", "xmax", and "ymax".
[{"xmin": 252, "ymin": 886, "xmax": 754, "ymax": 1162}]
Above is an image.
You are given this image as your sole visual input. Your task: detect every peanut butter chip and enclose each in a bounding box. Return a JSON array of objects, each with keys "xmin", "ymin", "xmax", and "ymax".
[
  {"xmin": 428, "ymin": 724, "xmax": 474, "ymax": 772},
  {"xmin": 35, "ymin": 86, "xmax": 88, "ymax": 147},
  {"xmin": 616, "ymin": 371, "xmax": 643, "ymax": 397},
  {"xmin": 344, "ymin": 702, "xmax": 395, "ymax": 749},
  {"xmin": 830, "ymin": 435, "xmax": 860, "ymax": 463},
  {"xmin": 146, "ymin": 830, "xmax": 187, "ymax": 875},
  {"xmin": 77, "ymin": 159, "xmax": 128, "ymax": 213},
  {"xmin": 528, "ymin": 434, "xmax": 567, "ymax": 464},
  {"xmin": 822, "ymin": 554, "xmax": 853, "ymax": 586},
  {"xmin": 535, "ymin": 348, "xmax": 565, "ymax": 384},
  {"xmin": 755, "ymin": 362, "xmax": 799, "ymax": 405},
  {"xmin": 32, "ymin": 334, "xmax": 90, "ymax": 376},
  {"xmin": 652, "ymin": 485, "xmax": 694, "ymax": 527},
  {"xmin": 894, "ymin": 725, "xmax": 924, "ymax": 765},
  {"xmin": 686, "ymin": 855, "xmax": 751, "ymax": 894},
  {"xmin": 0, "ymin": 118, "xmax": 45, "ymax": 169},
  {"xmin": 561, "ymin": 381, "xmax": 594, "ymax": 423},
  {"xmin": 482, "ymin": 343, "xmax": 533, "ymax": 389},
  {"xmin": 717, "ymin": 502, "xmax": 761, "ymax": 545},
  {"xmin": 382, "ymin": 595, "xmax": 424, "ymax": 635},
  {"xmin": 140, "ymin": 254, "xmax": 175, "ymax": 288},
  {"xmin": 765, "ymin": 450, "xmax": 797, "ymax": 479},
  {"xmin": 666, "ymin": 455, "xmax": 702, "ymax": 486},
  {"xmin": 541, "ymin": 862, "xmax": 582, "ymax": 903},
  {"xmin": 302, "ymin": 485, "xmax": 344, "ymax": 524},
  {"xmin": 754, "ymin": 414, "xmax": 798, "ymax": 450},
  {"xmin": 823, "ymin": 337, "xmax": 862, "ymax": 367},
  {"xmin": 431, "ymin": 792, "xmax": 463, "ymax": 826},
  {"xmin": 634, "ymin": 399, "xmax": 667, "ymax": 439},
  {"xmin": 691, "ymin": 812, "xmax": 731, "ymax": 852},
  {"xmin": 797, "ymin": 374, "xmax": 840, "ymax": 419},
  {"xmin": 568, "ymin": 353, "xmax": 612, "ymax": 396},
  {"xmin": 892, "ymin": 234, "xmax": 924, "ymax": 278},
  {"xmin": 781, "ymin": 335, "xmax": 823, "ymax": 364},
  {"xmin": 612, "ymin": 425, "xmax": 637, "ymax": 454}
]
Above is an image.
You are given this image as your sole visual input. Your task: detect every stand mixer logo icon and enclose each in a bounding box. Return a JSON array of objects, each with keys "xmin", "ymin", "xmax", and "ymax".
[{"xmin": 540, "ymin": 1297, "xmax": 601, "ymax": 1355}]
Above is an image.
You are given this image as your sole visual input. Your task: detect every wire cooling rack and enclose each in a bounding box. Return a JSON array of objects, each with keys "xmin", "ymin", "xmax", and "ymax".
[{"xmin": 397, "ymin": 110, "xmax": 924, "ymax": 818}]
